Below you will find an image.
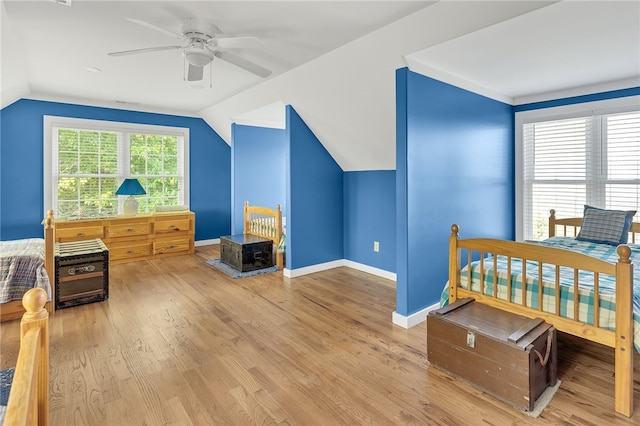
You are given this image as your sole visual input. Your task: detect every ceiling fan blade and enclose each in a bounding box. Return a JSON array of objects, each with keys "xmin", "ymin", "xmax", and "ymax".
[
  {"xmin": 187, "ymin": 63, "xmax": 204, "ymax": 81},
  {"xmin": 211, "ymin": 36, "xmax": 263, "ymax": 49},
  {"xmin": 108, "ymin": 45, "xmax": 182, "ymax": 57},
  {"xmin": 126, "ymin": 18, "xmax": 182, "ymax": 39},
  {"xmin": 214, "ymin": 51, "xmax": 272, "ymax": 78}
]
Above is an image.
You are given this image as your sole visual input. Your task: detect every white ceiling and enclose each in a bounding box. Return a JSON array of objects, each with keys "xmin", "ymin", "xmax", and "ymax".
[
  {"xmin": 405, "ymin": 0, "xmax": 640, "ymax": 104},
  {"xmin": 1, "ymin": 0, "xmax": 431, "ymax": 112},
  {"xmin": 2, "ymin": 1, "xmax": 640, "ymax": 171}
]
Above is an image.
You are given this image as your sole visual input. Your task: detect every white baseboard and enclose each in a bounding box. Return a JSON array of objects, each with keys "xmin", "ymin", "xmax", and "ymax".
[
  {"xmin": 195, "ymin": 239, "xmax": 219, "ymax": 247},
  {"xmin": 283, "ymin": 258, "xmax": 396, "ymax": 281},
  {"xmin": 283, "ymin": 260, "xmax": 345, "ymax": 278},
  {"xmin": 392, "ymin": 302, "xmax": 440, "ymax": 329},
  {"xmin": 343, "ymin": 260, "xmax": 396, "ymax": 282}
]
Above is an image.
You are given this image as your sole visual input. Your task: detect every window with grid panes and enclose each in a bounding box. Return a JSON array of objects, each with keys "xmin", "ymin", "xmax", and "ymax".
[
  {"xmin": 55, "ymin": 128, "xmax": 120, "ymax": 218},
  {"xmin": 520, "ymin": 107, "xmax": 640, "ymax": 241},
  {"xmin": 129, "ymin": 133, "xmax": 181, "ymax": 214},
  {"xmin": 45, "ymin": 116, "xmax": 189, "ymax": 218}
]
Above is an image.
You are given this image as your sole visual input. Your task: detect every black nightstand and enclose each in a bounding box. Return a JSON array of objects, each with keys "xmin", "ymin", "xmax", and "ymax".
[
  {"xmin": 55, "ymin": 239, "xmax": 109, "ymax": 309},
  {"xmin": 220, "ymin": 234, "xmax": 274, "ymax": 272}
]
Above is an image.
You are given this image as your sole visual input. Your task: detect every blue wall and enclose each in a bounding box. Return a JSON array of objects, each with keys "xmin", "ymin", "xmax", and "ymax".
[
  {"xmin": 231, "ymin": 124, "xmax": 287, "ymax": 234},
  {"xmin": 396, "ymin": 68, "xmax": 514, "ymax": 316},
  {"xmin": 231, "ymin": 114, "xmax": 396, "ymax": 274},
  {"xmin": 286, "ymin": 106, "xmax": 344, "ymax": 269},
  {"xmin": 0, "ymin": 99, "xmax": 231, "ymax": 241},
  {"xmin": 344, "ymin": 170, "xmax": 396, "ymax": 272}
]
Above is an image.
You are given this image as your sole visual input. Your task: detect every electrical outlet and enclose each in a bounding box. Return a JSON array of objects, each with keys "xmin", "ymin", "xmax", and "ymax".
[{"xmin": 374, "ymin": 241, "xmax": 379, "ymax": 252}]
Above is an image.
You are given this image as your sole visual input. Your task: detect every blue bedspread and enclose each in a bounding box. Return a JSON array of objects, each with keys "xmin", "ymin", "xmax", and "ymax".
[{"xmin": 440, "ymin": 236, "xmax": 640, "ymax": 352}]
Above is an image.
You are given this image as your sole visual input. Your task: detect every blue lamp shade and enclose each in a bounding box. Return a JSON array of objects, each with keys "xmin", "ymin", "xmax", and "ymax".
[
  {"xmin": 115, "ymin": 178, "xmax": 146, "ymax": 196},
  {"xmin": 116, "ymin": 178, "xmax": 146, "ymax": 215}
]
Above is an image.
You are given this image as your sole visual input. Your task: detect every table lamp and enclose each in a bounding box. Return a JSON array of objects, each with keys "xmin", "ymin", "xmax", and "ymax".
[{"xmin": 116, "ymin": 178, "xmax": 146, "ymax": 216}]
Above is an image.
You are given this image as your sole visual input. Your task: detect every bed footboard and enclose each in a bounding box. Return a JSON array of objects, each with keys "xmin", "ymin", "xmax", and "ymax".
[
  {"xmin": 448, "ymin": 224, "xmax": 634, "ymax": 416},
  {"xmin": 4, "ymin": 287, "xmax": 49, "ymax": 426}
]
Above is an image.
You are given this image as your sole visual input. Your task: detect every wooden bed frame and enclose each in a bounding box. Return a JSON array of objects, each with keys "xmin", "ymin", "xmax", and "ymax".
[
  {"xmin": 0, "ymin": 205, "xmax": 280, "ymax": 424},
  {"xmin": 0, "ymin": 210, "xmax": 55, "ymax": 323},
  {"xmin": 4, "ymin": 287, "xmax": 50, "ymax": 426},
  {"xmin": 448, "ymin": 210, "xmax": 638, "ymax": 417},
  {"xmin": 243, "ymin": 201, "xmax": 284, "ymax": 270}
]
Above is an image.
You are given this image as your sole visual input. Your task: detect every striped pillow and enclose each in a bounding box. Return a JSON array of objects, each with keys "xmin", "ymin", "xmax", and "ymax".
[{"xmin": 576, "ymin": 205, "xmax": 636, "ymax": 245}]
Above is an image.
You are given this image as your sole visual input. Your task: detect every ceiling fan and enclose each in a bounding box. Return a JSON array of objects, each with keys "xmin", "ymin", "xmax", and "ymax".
[{"xmin": 108, "ymin": 18, "xmax": 272, "ymax": 82}]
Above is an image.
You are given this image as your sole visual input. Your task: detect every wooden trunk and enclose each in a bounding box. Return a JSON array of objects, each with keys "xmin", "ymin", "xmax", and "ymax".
[
  {"xmin": 220, "ymin": 234, "xmax": 274, "ymax": 272},
  {"xmin": 55, "ymin": 239, "xmax": 109, "ymax": 309},
  {"xmin": 427, "ymin": 298, "xmax": 557, "ymax": 412}
]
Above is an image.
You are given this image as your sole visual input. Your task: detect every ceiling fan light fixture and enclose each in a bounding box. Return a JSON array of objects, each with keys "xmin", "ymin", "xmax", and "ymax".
[
  {"xmin": 109, "ymin": 17, "xmax": 272, "ymax": 82},
  {"xmin": 183, "ymin": 47, "xmax": 214, "ymax": 67}
]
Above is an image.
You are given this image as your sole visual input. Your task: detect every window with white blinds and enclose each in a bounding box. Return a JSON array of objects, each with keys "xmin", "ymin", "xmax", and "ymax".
[
  {"xmin": 129, "ymin": 132, "xmax": 184, "ymax": 214},
  {"xmin": 54, "ymin": 128, "xmax": 121, "ymax": 217},
  {"xmin": 521, "ymin": 109, "xmax": 640, "ymax": 240},
  {"xmin": 45, "ymin": 116, "xmax": 189, "ymax": 218}
]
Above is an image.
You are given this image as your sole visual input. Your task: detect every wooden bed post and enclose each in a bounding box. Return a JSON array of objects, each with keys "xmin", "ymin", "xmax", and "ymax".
[
  {"xmin": 275, "ymin": 204, "xmax": 284, "ymax": 270},
  {"xmin": 244, "ymin": 201, "xmax": 250, "ymax": 234},
  {"xmin": 5, "ymin": 288, "xmax": 49, "ymax": 426},
  {"xmin": 614, "ymin": 245, "xmax": 633, "ymax": 417},
  {"xmin": 549, "ymin": 209, "xmax": 556, "ymax": 237},
  {"xmin": 44, "ymin": 210, "xmax": 55, "ymax": 314},
  {"xmin": 449, "ymin": 225, "xmax": 460, "ymax": 304}
]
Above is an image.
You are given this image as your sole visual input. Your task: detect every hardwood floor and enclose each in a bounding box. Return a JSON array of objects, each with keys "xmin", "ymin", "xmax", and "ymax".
[{"xmin": 2, "ymin": 244, "xmax": 639, "ymax": 425}]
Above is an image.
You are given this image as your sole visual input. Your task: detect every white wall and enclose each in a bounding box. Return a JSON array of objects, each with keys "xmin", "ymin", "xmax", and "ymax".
[{"xmin": 199, "ymin": 1, "xmax": 551, "ymax": 171}]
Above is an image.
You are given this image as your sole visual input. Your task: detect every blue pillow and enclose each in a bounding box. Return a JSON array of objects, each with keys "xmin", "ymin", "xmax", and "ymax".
[{"xmin": 576, "ymin": 205, "xmax": 636, "ymax": 245}]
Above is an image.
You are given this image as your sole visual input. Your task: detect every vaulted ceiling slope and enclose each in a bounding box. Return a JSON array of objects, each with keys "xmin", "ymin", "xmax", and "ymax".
[
  {"xmin": 1, "ymin": 0, "xmax": 431, "ymax": 112},
  {"xmin": 2, "ymin": 1, "xmax": 639, "ymax": 171}
]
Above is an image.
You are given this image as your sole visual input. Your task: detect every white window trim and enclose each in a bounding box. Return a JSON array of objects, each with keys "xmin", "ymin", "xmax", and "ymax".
[
  {"xmin": 515, "ymin": 95, "xmax": 640, "ymax": 241},
  {"xmin": 44, "ymin": 115, "xmax": 190, "ymax": 215}
]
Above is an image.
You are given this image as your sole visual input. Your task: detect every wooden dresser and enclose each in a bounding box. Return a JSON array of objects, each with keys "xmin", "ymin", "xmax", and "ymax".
[{"xmin": 55, "ymin": 211, "xmax": 195, "ymax": 264}]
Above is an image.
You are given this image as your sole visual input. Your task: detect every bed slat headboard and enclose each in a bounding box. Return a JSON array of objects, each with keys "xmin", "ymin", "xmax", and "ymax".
[
  {"xmin": 243, "ymin": 201, "xmax": 284, "ymax": 269},
  {"xmin": 549, "ymin": 209, "xmax": 640, "ymax": 243}
]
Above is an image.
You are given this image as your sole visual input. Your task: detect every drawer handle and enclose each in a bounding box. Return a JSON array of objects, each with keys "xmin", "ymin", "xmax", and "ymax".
[
  {"xmin": 68, "ymin": 265, "xmax": 95, "ymax": 275},
  {"xmin": 168, "ymin": 225, "xmax": 180, "ymax": 231},
  {"xmin": 76, "ymin": 232, "xmax": 85, "ymax": 237},
  {"xmin": 126, "ymin": 228, "xmax": 134, "ymax": 232},
  {"xmin": 168, "ymin": 245, "xmax": 176, "ymax": 249},
  {"xmin": 127, "ymin": 250, "xmax": 134, "ymax": 254}
]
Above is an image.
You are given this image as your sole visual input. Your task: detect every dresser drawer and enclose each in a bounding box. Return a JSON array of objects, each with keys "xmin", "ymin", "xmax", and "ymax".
[
  {"xmin": 154, "ymin": 237, "xmax": 191, "ymax": 255},
  {"xmin": 107, "ymin": 221, "xmax": 151, "ymax": 238},
  {"xmin": 56, "ymin": 225, "xmax": 104, "ymax": 240},
  {"xmin": 109, "ymin": 242, "xmax": 152, "ymax": 261},
  {"xmin": 55, "ymin": 212, "xmax": 194, "ymax": 264},
  {"xmin": 155, "ymin": 218, "xmax": 191, "ymax": 233}
]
